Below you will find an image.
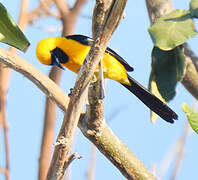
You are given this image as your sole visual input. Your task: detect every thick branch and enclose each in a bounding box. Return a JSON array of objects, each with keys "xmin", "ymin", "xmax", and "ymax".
[
  {"xmin": 181, "ymin": 58, "xmax": 198, "ymax": 99},
  {"xmin": 79, "ymin": 116, "xmax": 156, "ymax": 180},
  {"xmin": 84, "ymin": 83, "xmax": 155, "ymax": 179},
  {"xmin": 39, "ymin": 1, "xmax": 88, "ymax": 179},
  {"xmin": 0, "ymin": 46, "xmax": 155, "ymax": 180},
  {"xmin": 46, "ymin": 1, "xmax": 128, "ymax": 179}
]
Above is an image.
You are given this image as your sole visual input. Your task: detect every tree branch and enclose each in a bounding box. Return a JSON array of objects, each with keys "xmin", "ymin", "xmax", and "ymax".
[
  {"xmin": 87, "ymin": 145, "xmax": 97, "ymax": 180},
  {"xmin": 38, "ymin": 0, "xmax": 60, "ymax": 18},
  {"xmin": 54, "ymin": 0, "xmax": 69, "ymax": 16},
  {"xmin": 79, "ymin": 115, "xmax": 156, "ymax": 180},
  {"xmin": 38, "ymin": 1, "xmax": 88, "ymax": 179},
  {"xmin": 0, "ymin": 44, "xmax": 155, "ymax": 180},
  {"xmin": 0, "ymin": 48, "xmax": 69, "ymax": 112},
  {"xmin": 28, "ymin": 0, "xmax": 54, "ymax": 23},
  {"xmin": 170, "ymin": 123, "xmax": 191, "ymax": 180},
  {"xmin": 46, "ymin": 0, "xmax": 130, "ymax": 179}
]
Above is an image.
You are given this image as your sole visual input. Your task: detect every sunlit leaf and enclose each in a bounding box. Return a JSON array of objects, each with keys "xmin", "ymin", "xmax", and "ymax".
[
  {"xmin": 148, "ymin": 72, "xmax": 166, "ymax": 123},
  {"xmin": 0, "ymin": 3, "xmax": 30, "ymax": 52},
  {"xmin": 182, "ymin": 104, "xmax": 198, "ymax": 134},
  {"xmin": 149, "ymin": 9, "xmax": 197, "ymax": 50}
]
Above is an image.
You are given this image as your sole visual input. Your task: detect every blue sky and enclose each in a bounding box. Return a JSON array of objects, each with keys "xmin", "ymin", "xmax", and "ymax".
[{"xmin": 0, "ymin": 0, "xmax": 197, "ymax": 180}]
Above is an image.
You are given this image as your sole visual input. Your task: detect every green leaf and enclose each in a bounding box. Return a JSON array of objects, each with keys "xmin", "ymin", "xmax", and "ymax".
[
  {"xmin": 190, "ymin": 0, "xmax": 198, "ymax": 18},
  {"xmin": 0, "ymin": 3, "xmax": 30, "ymax": 52},
  {"xmin": 182, "ymin": 104, "xmax": 198, "ymax": 134},
  {"xmin": 151, "ymin": 46, "xmax": 186, "ymax": 101},
  {"xmin": 148, "ymin": 72, "xmax": 166, "ymax": 123},
  {"xmin": 148, "ymin": 9, "xmax": 197, "ymax": 50}
]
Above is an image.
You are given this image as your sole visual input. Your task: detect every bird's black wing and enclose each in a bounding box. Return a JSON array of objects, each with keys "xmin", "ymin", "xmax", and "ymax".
[
  {"xmin": 105, "ymin": 47, "xmax": 133, "ymax": 72},
  {"xmin": 66, "ymin": 34, "xmax": 93, "ymax": 46},
  {"xmin": 66, "ymin": 34, "xmax": 134, "ymax": 72}
]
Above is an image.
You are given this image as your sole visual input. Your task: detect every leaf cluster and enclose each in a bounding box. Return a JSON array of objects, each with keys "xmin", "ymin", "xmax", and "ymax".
[{"xmin": 148, "ymin": 0, "xmax": 198, "ymax": 126}]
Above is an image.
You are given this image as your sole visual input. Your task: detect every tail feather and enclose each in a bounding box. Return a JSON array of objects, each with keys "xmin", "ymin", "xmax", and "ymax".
[{"xmin": 121, "ymin": 75, "xmax": 178, "ymax": 123}]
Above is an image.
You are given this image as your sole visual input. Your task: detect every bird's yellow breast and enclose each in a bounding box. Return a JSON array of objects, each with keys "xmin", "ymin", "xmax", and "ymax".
[{"xmin": 36, "ymin": 37, "xmax": 130, "ymax": 85}]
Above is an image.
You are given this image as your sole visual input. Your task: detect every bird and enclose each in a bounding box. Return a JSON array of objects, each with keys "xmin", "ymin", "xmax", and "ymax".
[{"xmin": 36, "ymin": 34, "xmax": 178, "ymax": 123}]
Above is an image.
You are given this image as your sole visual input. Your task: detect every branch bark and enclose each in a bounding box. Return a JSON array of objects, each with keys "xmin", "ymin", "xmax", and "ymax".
[
  {"xmin": 46, "ymin": 0, "xmax": 132, "ymax": 179},
  {"xmin": 38, "ymin": 1, "xmax": 88, "ymax": 180},
  {"xmin": 79, "ymin": 116, "xmax": 156, "ymax": 180},
  {"xmin": 0, "ymin": 44, "xmax": 156, "ymax": 180},
  {"xmin": 82, "ymin": 81, "xmax": 156, "ymax": 179}
]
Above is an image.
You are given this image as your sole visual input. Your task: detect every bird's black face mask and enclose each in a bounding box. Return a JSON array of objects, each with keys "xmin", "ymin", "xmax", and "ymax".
[{"xmin": 50, "ymin": 47, "xmax": 69, "ymax": 70}]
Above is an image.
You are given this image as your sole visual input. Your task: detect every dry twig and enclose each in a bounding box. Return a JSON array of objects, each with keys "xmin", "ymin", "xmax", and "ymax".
[
  {"xmin": 87, "ymin": 145, "xmax": 97, "ymax": 180},
  {"xmin": 170, "ymin": 123, "xmax": 191, "ymax": 180}
]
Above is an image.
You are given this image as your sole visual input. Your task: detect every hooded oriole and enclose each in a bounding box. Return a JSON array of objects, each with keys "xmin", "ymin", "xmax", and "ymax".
[{"xmin": 36, "ymin": 34, "xmax": 178, "ymax": 123}]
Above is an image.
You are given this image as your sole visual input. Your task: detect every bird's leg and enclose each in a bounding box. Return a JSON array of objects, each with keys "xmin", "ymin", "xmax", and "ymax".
[
  {"xmin": 91, "ymin": 63, "xmax": 106, "ymax": 99},
  {"xmin": 68, "ymin": 88, "xmax": 73, "ymax": 97},
  {"xmin": 98, "ymin": 61, "xmax": 105, "ymax": 99}
]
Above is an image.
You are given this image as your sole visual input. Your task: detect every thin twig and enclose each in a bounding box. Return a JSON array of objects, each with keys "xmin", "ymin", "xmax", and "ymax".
[
  {"xmin": 28, "ymin": 0, "xmax": 54, "ymax": 23},
  {"xmin": 0, "ymin": 0, "xmax": 30, "ymax": 179},
  {"xmin": 170, "ymin": 123, "xmax": 191, "ymax": 180},
  {"xmin": 38, "ymin": 0, "xmax": 60, "ymax": 18},
  {"xmin": 157, "ymin": 123, "xmax": 191, "ymax": 180},
  {"xmin": 87, "ymin": 145, "xmax": 97, "ymax": 180},
  {"xmin": 1, "ymin": 107, "xmax": 10, "ymax": 180}
]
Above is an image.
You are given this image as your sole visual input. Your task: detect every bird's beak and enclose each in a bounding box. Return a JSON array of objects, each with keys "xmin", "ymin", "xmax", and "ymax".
[
  {"xmin": 51, "ymin": 51, "xmax": 65, "ymax": 70},
  {"xmin": 53, "ymin": 57, "xmax": 65, "ymax": 70}
]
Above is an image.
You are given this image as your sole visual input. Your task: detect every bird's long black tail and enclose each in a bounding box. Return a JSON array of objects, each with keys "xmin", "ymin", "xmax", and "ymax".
[{"xmin": 121, "ymin": 75, "xmax": 178, "ymax": 123}]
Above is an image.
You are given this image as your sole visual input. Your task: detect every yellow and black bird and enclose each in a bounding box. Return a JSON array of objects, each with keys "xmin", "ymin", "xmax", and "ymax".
[{"xmin": 36, "ymin": 34, "xmax": 178, "ymax": 123}]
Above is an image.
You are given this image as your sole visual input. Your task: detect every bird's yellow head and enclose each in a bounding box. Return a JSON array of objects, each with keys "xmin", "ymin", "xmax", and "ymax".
[
  {"xmin": 36, "ymin": 37, "xmax": 68, "ymax": 69},
  {"xmin": 36, "ymin": 37, "xmax": 56, "ymax": 65}
]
